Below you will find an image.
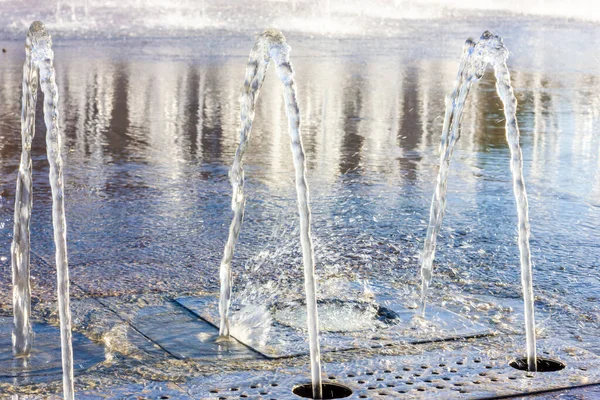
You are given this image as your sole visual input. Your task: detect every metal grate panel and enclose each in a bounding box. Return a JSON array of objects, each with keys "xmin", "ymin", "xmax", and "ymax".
[{"xmin": 182, "ymin": 339, "xmax": 600, "ymax": 399}]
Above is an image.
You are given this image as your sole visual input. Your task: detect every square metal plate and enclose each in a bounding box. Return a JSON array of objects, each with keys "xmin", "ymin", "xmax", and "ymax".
[
  {"xmin": 0, "ymin": 317, "xmax": 105, "ymax": 385},
  {"xmin": 175, "ymin": 293, "xmax": 493, "ymax": 359},
  {"xmin": 98, "ymin": 298, "xmax": 263, "ymax": 361}
]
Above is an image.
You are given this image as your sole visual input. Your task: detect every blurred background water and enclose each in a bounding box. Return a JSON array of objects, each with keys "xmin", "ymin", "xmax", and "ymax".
[{"xmin": 2, "ymin": 0, "xmax": 600, "ymax": 38}]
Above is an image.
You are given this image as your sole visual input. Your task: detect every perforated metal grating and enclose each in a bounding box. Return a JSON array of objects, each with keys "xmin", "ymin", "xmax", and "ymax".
[{"xmin": 182, "ymin": 339, "xmax": 600, "ymax": 399}]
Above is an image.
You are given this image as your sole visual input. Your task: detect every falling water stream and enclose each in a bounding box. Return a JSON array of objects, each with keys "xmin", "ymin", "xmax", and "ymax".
[
  {"xmin": 419, "ymin": 38, "xmax": 480, "ymax": 315},
  {"xmin": 11, "ymin": 21, "xmax": 75, "ymax": 399},
  {"xmin": 419, "ymin": 31, "xmax": 537, "ymax": 372},
  {"xmin": 218, "ymin": 30, "xmax": 323, "ymax": 398},
  {"xmin": 11, "ymin": 20, "xmax": 38, "ymax": 358}
]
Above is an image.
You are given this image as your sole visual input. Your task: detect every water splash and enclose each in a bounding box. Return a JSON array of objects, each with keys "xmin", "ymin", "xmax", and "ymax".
[
  {"xmin": 273, "ymin": 299, "xmax": 382, "ymax": 332},
  {"xmin": 218, "ymin": 29, "xmax": 322, "ymax": 397},
  {"xmin": 419, "ymin": 31, "xmax": 537, "ymax": 372},
  {"xmin": 229, "ymin": 304, "xmax": 272, "ymax": 349},
  {"xmin": 11, "ymin": 21, "xmax": 75, "ymax": 398}
]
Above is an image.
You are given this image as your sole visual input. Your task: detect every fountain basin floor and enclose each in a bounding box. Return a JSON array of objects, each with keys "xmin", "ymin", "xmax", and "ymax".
[
  {"xmin": 175, "ymin": 295, "xmax": 493, "ymax": 358},
  {"xmin": 181, "ymin": 338, "xmax": 600, "ymax": 399},
  {"xmin": 0, "ymin": 317, "xmax": 105, "ymax": 385},
  {"xmin": 1, "ymin": 10, "xmax": 599, "ymax": 398},
  {"xmin": 1, "ymin": 294, "xmax": 599, "ymax": 398}
]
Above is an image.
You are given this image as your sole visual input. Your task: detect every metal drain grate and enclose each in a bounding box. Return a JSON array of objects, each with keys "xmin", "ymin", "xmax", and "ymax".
[{"xmin": 182, "ymin": 339, "xmax": 600, "ymax": 399}]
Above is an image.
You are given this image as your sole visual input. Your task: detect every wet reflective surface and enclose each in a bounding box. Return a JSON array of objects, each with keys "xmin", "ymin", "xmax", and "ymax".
[
  {"xmin": 0, "ymin": 13, "xmax": 599, "ymax": 397},
  {"xmin": 0, "ymin": 317, "xmax": 105, "ymax": 385}
]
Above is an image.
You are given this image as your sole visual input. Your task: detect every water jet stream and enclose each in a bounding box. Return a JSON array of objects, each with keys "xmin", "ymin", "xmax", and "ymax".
[
  {"xmin": 11, "ymin": 21, "xmax": 75, "ymax": 398},
  {"xmin": 218, "ymin": 30, "xmax": 323, "ymax": 398},
  {"xmin": 419, "ymin": 31, "xmax": 537, "ymax": 372}
]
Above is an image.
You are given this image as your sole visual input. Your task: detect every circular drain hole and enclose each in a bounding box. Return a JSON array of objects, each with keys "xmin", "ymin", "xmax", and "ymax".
[
  {"xmin": 510, "ymin": 357, "xmax": 565, "ymax": 372},
  {"xmin": 273, "ymin": 299, "xmax": 400, "ymax": 332},
  {"xmin": 292, "ymin": 383, "xmax": 353, "ymax": 399}
]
